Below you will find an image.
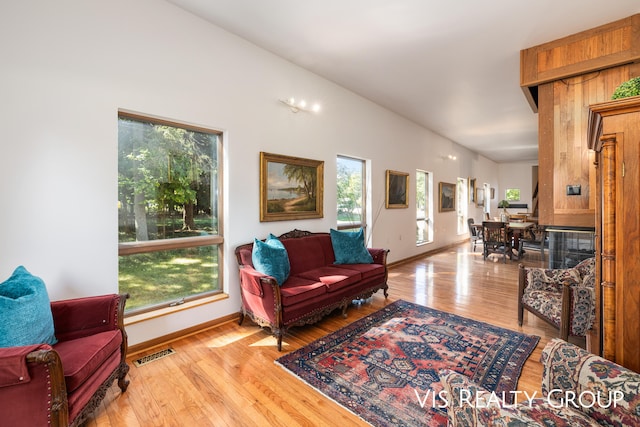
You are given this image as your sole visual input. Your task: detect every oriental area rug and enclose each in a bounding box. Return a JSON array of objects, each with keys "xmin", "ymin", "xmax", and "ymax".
[{"xmin": 276, "ymin": 300, "xmax": 539, "ymax": 427}]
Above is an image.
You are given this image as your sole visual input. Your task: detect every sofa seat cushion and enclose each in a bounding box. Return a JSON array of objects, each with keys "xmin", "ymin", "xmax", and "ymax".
[
  {"xmin": 338, "ymin": 263, "xmax": 385, "ymax": 280},
  {"xmin": 280, "ymin": 277, "xmax": 327, "ymax": 306},
  {"xmin": 53, "ymin": 330, "xmax": 122, "ymax": 393},
  {"xmin": 297, "ymin": 266, "xmax": 362, "ymax": 292}
]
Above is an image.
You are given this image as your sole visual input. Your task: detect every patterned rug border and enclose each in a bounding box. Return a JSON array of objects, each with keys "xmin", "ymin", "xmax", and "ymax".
[{"xmin": 275, "ymin": 299, "xmax": 540, "ymax": 426}]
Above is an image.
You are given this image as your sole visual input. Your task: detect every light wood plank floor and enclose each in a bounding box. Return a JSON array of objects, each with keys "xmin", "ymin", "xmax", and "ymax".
[{"xmin": 89, "ymin": 244, "xmax": 576, "ymax": 427}]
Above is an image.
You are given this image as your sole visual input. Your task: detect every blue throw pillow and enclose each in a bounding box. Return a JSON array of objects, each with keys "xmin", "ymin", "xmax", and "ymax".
[
  {"xmin": 0, "ymin": 266, "xmax": 57, "ymax": 348},
  {"xmin": 252, "ymin": 234, "xmax": 291, "ymax": 286},
  {"xmin": 330, "ymin": 228, "xmax": 374, "ymax": 264}
]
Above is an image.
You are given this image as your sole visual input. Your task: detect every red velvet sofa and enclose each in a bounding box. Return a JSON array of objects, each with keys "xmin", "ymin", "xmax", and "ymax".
[
  {"xmin": 235, "ymin": 229, "xmax": 389, "ymax": 350},
  {"xmin": 0, "ymin": 294, "xmax": 129, "ymax": 427}
]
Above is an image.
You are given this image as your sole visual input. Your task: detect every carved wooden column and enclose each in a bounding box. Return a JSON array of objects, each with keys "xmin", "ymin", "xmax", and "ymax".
[{"xmin": 599, "ymin": 135, "xmax": 617, "ymax": 361}]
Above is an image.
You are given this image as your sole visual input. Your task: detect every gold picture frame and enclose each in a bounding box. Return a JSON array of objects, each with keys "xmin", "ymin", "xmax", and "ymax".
[
  {"xmin": 260, "ymin": 152, "xmax": 324, "ymax": 222},
  {"xmin": 439, "ymin": 182, "xmax": 456, "ymax": 212},
  {"xmin": 469, "ymin": 178, "xmax": 476, "ymax": 204},
  {"xmin": 386, "ymin": 170, "xmax": 409, "ymax": 208}
]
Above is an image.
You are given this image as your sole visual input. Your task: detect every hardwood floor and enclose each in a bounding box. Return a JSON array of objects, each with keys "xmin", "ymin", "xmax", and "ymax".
[{"xmin": 89, "ymin": 244, "xmax": 573, "ymax": 427}]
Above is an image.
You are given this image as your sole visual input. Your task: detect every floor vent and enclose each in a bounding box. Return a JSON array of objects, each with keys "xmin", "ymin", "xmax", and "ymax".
[{"xmin": 133, "ymin": 348, "xmax": 176, "ymax": 367}]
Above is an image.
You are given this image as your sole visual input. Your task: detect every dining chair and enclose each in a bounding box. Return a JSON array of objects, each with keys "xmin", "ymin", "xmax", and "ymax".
[
  {"xmin": 467, "ymin": 218, "xmax": 483, "ymax": 251},
  {"xmin": 482, "ymin": 221, "xmax": 512, "ymax": 263}
]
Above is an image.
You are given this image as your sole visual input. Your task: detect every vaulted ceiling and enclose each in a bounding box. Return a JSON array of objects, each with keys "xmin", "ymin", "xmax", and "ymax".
[{"xmin": 166, "ymin": 0, "xmax": 640, "ymax": 162}]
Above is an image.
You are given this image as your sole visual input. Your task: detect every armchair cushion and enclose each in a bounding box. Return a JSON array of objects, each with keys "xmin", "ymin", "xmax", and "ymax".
[
  {"xmin": 54, "ymin": 330, "xmax": 122, "ymax": 393},
  {"xmin": 526, "ymin": 267, "xmax": 582, "ymax": 292},
  {"xmin": 0, "ymin": 266, "xmax": 57, "ymax": 347}
]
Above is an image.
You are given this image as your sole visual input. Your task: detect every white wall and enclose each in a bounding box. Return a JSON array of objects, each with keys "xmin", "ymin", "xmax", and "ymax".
[{"xmin": 0, "ymin": 0, "xmax": 499, "ymax": 345}]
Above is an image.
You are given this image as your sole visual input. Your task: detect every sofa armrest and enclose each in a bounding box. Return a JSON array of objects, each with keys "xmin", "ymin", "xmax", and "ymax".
[
  {"xmin": 368, "ymin": 248, "xmax": 389, "ymax": 265},
  {"xmin": 51, "ymin": 294, "xmax": 128, "ymax": 342},
  {"xmin": 541, "ymin": 338, "xmax": 640, "ymax": 425},
  {"xmin": 562, "ymin": 282, "xmax": 595, "ymax": 337},
  {"xmin": 238, "ymin": 265, "xmax": 280, "ymax": 297},
  {"xmin": 0, "ymin": 346, "xmax": 68, "ymax": 427}
]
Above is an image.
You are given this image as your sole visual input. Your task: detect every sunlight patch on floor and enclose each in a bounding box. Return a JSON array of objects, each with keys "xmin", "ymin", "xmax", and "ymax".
[
  {"xmin": 249, "ymin": 336, "xmax": 288, "ymax": 348},
  {"xmin": 204, "ymin": 327, "xmax": 262, "ymax": 348}
]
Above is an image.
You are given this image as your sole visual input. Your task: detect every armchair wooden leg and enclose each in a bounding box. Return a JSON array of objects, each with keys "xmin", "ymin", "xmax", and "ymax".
[
  {"xmin": 117, "ymin": 363, "xmax": 130, "ymax": 393},
  {"xmin": 277, "ymin": 333, "xmax": 283, "ymax": 351},
  {"xmin": 518, "ymin": 304, "xmax": 524, "ymax": 326}
]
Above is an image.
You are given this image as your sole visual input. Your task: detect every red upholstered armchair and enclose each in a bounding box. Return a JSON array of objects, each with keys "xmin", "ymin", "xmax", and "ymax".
[{"xmin": 0, "ymin": 294, "xmax": 130, "ymax": 427}]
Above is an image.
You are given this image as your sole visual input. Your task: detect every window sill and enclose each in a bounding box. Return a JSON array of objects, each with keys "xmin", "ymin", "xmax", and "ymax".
[{"xmin": 124, "ymin": 293, "xmax": 229, "ymax": 326}]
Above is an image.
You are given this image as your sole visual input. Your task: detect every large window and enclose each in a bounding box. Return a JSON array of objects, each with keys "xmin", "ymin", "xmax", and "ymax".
[
  {"xmin": 416, "ymin": 170, "xmax": 432, "ymax": 245},
  {"xmin": 118, "ymin": 112, "xmax": 222, "ymax": 314},
  {"xmin": 457, "ymin": 177, "xmax": 468, "ymax": 235},
  {"xmin": 336, "ymin": 156, "xmax": 367, "ymax": 232}
]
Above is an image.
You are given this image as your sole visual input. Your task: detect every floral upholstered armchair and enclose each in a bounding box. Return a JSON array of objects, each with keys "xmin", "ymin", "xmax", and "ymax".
[
  {"xmin": 518, "ymin": 257, "xmax": 595, "ymax": 340},
  {"xmin": 440, "ymin": 338, "xmax": 640, "ymax": 426}
]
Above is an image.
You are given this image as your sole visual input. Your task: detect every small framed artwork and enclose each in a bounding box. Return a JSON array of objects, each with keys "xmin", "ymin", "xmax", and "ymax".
[
  {"xmin": 469, "ymin": 178, "xmax": 476, "ymax": 204},
  {"xmin": 439, "ymin": 182, "xmax": 456, "ymax": 212},
  {"xmin": 386, "ymin": 170, "xmax": 409, "ymax": 208},
  {"xmin": 260, "ymin": 152, "xmax": 324, "ymax": 222},
  {"xmin": 490, "ymin": 187, "xmax": 496, "ymax": 200}
]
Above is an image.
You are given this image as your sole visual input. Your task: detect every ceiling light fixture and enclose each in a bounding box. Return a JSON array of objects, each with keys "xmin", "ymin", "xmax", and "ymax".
[{"xmin": 280, "ymin": 97, "xmax": 321, "ymax": 113}]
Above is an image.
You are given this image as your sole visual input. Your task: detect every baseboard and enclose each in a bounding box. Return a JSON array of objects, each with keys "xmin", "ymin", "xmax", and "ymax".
[
  {"xmin": 387, "ymin": 241, "xmax": 464, "ymax": 269},
  {"xmin": 127, "ymin": 312, "xmax": 241, "ymax": 356}
]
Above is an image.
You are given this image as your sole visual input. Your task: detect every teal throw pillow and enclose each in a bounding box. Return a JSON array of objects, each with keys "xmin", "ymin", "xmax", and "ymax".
[
  {"xmin": 0, "ymin": 266, "xmax": 57, "ymax": 348},
  {"xmin": 252, "ymin": 234, "xmax": 291, "ymax": 286},
  {"xmin": 330, "ymin": 228, "xmax": 374, "ymax": 264}
]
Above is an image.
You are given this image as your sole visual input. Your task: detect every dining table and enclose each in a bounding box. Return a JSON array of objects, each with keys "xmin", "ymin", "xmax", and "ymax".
[
  {"xmin": 507, "ymin": 221, "xmax": 535, "ymax": 259},
  {"xmin": 482, "ymin": 220, "xmax": 535, "ymax": 260}
]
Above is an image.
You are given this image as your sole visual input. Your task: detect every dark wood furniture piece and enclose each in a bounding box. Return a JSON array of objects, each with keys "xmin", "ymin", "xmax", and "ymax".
[
  {"xmin": 235, "ymin": 230, "xmax": 389, "ymax": 351},
  {"xmin": 521, "ymin": 14, "xmax": 640, "ymax": 229},
  {"xmin": 518, "ymin": 224, "xmax": 547, "ymax": 262},
  {"xmin": 0, "ymin": 294, "xmax": 129, "ymax": 427},
  {"xmin": 508, "ymin": 221, "xmax": 535, "ymax": 259},
  {"xmin": 481, "ymin": 221, "xmax": 512, "ymax": 263},
  {"xmin": 588, "ymin": 95, "xmax": 640, "ymax": 372}
]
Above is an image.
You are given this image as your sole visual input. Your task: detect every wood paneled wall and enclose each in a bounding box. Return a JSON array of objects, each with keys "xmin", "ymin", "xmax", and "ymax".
[{"xmin": 521, "ymin": 14, "xmax": 640, "ymax": 228}]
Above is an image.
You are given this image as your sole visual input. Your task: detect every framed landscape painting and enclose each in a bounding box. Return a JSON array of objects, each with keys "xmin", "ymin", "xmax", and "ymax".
[
  {"xmin": 386, "ymin": 170, "xmax": 409, "ymax": 208},
  {"xmin": 260, "ymin": 152, "xmax": 324, "ymax": 222},
  {"xmin": 439, "ymin": 182, "xmax": 456, "ymax": 212}
]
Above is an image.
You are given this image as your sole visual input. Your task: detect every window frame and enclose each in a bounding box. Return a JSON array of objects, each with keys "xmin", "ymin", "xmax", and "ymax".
[
  {"xmin": 117, "ymin": 111, "xmax": 224, "ymax": 316},
  {"xmin": 416, "ymin": 169, "xmax": 433, "ymax": 245},
  {"xmin": 336, "ymin": 155, "xmax": 367, "ymax": 233}
]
